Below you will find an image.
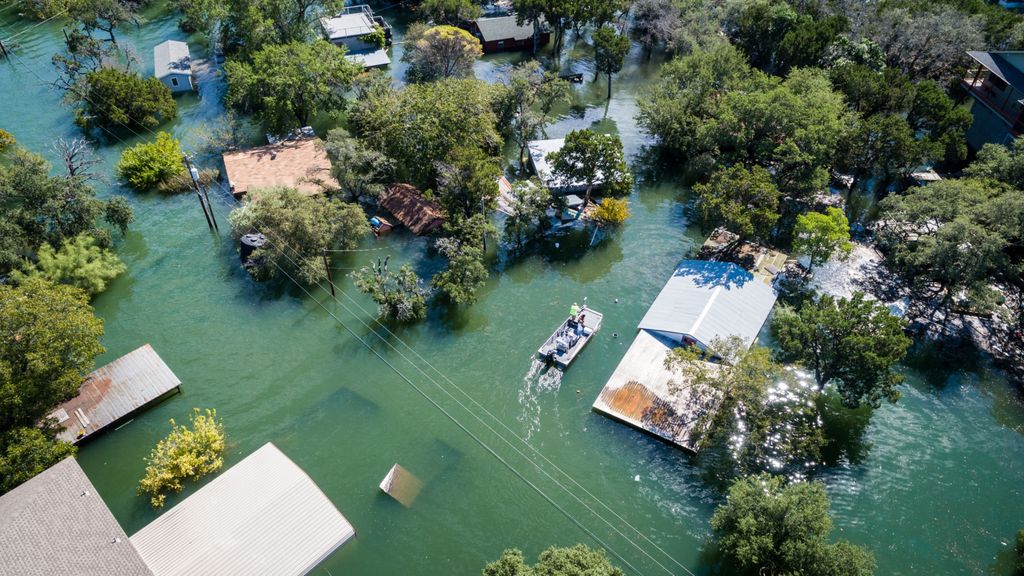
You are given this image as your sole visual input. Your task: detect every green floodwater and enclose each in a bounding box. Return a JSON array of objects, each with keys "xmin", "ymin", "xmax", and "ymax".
[{"xmin": 2, "ymin": 4, "xmax": 1024, "ymax": 575}]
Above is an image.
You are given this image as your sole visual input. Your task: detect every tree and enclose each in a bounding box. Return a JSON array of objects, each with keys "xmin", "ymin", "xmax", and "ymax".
[
  {"xmin": 432, "ymin": 215, "xmax": 491, "ymax": 304},
  {"xmin": 138, "ymin": 408, "xmax": 225, "ymax": 508},
  {"xmin": 169, "ymin": 0, "xmax": 227, "ymax": 34},
  {"xmin": 402, "ymin": 24, "xmax": 483, "ymax": 82},
  {"xmin": 0, "ymin": 278, "xmax": 105, "ymax": 431},
  {"xmin": 862, "ymin": 4, "xmax": 983, "ymax": 82},
  {"xmin": 774, "ymin": 293, "xmax": 911, "ymax": 408},
  {"xmin": 592, "ymin": 26, "xmax": 630, "ymax": 99},
  {"xmin": 828, "ymin": 64, "xmax": 914, "ymax": 118},
  {"xmin": 513, "ymin": 0, "xmax": 572, "ymax": 54},
  {"xmin": 68, "ymin": 0, "xmax": 133, "ymax": 45},
  {"xmin": 225, "ymin": 40, "xmax": 359, "ymax": 133},
  {"xmin": 52, "ymin": 137, "xmax": 103, "ymax": 181},
  {"xmin": 548, "ymin": 129, "xmax": 631, "ymax": 212},
  {"xmin": 693, "ymin": 165, "xmax": 780, "ymax": 242},
  {"xmin": 493, "ymin": 62, "xmax": 571, "ymax": 168},
  {"xmin": 711, "ymin": 474, "xmax": 875, "ymax": 576},
  {"xmin": 219, "ymin": 0, "xmax": 345, "ymax": 58},
  {"xmin": 435, "ymin": 146, "xmax": 501, "ymax": 222},
  {"xmin": 728, "ymin": 0, "xmax": 847, "ymax": 75},
  {"xmin": 834, "ymin": 114, "xmax": 924, "ymax": 192},
  {"xmin": 323, "ymin": 128, "xmax": 395, "ymax": 203},
  {"xmin": 116, "ymin": 131, "xmax": 186, "ymax": 191},
  {"xmin": 0, "ymin": 427, "xmax": 77, "ymax": 495},
  {"xmin": 350, "ymin": 77, "xmax": 501, "ymax": 188},
  {"xmin": 419, "ymin": 0, "xmax": 481, "ymax": 25},
  {"xmin": 965, "ymin": 140, "xmax": 1024, "ymax": 189},
  {"xmin": 793, "ymin": 208, "xmax": 852, "ymax": 269},
  {"xmin": 666, "ymin": 338, "xmax": 824, "ymax": 473},
  {"xmin": 351, "ymin": 259, "xmax": 429, "ymax": 322},
  {"xmin": 228, "ymin": 187, "xmax": 371, "ymax": 284},
  {"xmin": 12, "ymin": 234, "xmax": 126, "ymax": 296},
  {"xmin": 502, "ymin": 180, "xmax": 552, "ymax": 247},
  {"xmin": 483, "ymin": 544, "xmax": 625, "ymax": 576},
  {"xmin": 105, "ymin": 196, "xmax": 135, "ymax": 234},
  {"xmin": 71, "ymin": 68, "xmax": 177, "ymax": 132},
  {"xmin": 630, "ymin": 0, "xmax": 681, "ymax": 57},
  {"xmin": 591, "ymin": 197, "xmax": 629, "ymax": 226}
]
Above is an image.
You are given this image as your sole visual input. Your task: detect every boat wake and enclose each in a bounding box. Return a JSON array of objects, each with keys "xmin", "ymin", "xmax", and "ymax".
[{"xmin": 517, "ymin": 359, "xmax": 565, "ymax": 440}]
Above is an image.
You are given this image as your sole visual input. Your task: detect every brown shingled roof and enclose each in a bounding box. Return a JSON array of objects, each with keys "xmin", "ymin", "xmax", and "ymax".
[
  {"xmin": 379, "ymin": 184, "xmax": 445, "ymax": 236},
  {"xmin": 222, "ymin": 137, "xmax": 340, "ymax": 198}
]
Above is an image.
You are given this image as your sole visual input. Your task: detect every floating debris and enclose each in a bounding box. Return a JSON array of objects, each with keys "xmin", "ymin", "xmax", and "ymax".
[{"xmin": 379, "ymin": 464, "xmax": 422, "ymax": 508}]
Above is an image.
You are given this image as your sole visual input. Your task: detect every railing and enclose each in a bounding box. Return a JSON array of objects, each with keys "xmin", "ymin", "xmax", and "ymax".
[{"xmin": 961, "ymin": 77, "xmax": 1023, "ymax": 136}]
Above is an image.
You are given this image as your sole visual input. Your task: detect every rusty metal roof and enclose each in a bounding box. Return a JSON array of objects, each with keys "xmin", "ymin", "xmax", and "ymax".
[
  {"xmin": 51, "ymin": 344, "xmax": 182, "ymax": 444},
  {"xmin": 379, "ymin": 184, "xmax": 445, "ymax": 235}
]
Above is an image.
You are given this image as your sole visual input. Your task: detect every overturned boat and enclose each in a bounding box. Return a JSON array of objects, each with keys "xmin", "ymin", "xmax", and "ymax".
[{"xmin": 538, "ymin": 306, "xmax": 603, "ymax": 369}]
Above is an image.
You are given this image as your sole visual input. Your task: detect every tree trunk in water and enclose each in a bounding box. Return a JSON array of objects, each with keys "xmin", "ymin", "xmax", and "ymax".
[{"xmin": 607, "ymin": 74, "xmax": 612, "ymax": 100}]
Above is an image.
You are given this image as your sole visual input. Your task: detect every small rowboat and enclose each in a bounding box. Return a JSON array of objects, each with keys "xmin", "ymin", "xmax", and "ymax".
[{"xmin": 538, "ymin": 306, "xmax": 603, "ymax": 369}]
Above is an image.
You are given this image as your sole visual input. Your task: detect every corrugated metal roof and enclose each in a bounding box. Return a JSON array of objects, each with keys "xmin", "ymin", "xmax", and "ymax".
[
  {"xmin": 153, "ymin": 40, "xmax": 191, "ymax": 79},
  {"xmin": 346, "ymin": 48, "xmax": 391, "ymax": 68},
  {"xmin": 130, "ymin": 443, "xmax": 355, "ymax": 576},
  {"xmin": 637, "ymin": 260, "xmax": 777, "ymax": 349},
  {"xmin": 52, "ymin": 344, "xmax": 181, "ymax": 444},
  {"xmin": 0, "ymin": 458, "xmax": 154, "ymax": 576}
]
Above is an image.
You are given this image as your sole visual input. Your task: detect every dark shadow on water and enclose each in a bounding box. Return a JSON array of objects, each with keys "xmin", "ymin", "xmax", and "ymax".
[
  {"xmin": 904, "ymin": 338, "xmax": 984, "ymax": 390},
  {"xmin": 817, "ymin": 392, "xmax": 873, "ymax": 468}
]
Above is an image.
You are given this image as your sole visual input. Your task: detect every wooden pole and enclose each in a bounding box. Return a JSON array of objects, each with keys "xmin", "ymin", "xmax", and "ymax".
[
  {"xmin": 182, "ymin": 155, "xmax": 213, "ymax": 230},
  {"xmin": 323, "ymin": 249, "xmax": 336, "ymax": 296}
]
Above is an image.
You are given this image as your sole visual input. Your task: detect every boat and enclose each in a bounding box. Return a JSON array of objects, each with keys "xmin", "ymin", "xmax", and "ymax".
[{"xmin": 538, "ymin": 305, "xmax": 603, "ymax": 369}]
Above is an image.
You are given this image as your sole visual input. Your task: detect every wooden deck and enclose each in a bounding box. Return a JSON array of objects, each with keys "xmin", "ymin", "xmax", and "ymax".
[
  {"xmin": 50, "ymin": 344, "xmax": 182, "ymax": 444},
  {"xmin": 592, "ymin": 330, "xmax": 721, "ymax": 452},
  {"xmin": 699, "ymin": 228, "xmax": 790, "ymax": 285}
]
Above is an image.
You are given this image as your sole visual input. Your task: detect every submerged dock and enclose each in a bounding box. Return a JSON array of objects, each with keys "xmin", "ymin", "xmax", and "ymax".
[{"xmin": 50, "ymin": 344, "xmax": 182, "ymax": 444}]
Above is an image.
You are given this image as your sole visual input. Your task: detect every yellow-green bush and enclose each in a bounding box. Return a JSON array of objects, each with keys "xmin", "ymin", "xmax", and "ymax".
[{"xmin": 138, "ymin": 408, "xmax": 225, "ymax": 509}]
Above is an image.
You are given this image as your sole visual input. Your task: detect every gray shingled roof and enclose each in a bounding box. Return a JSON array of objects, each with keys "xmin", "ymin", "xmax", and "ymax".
[
  {"xmin": 0, "ymin": 458, "xmax": 153, "ymax": 576},
  {"xmin": 637, "ymin": 260, "xmax": 778, "ymax": 350},
  {"xmin": 967, "ymin": 51, "xmax": 1024, "ymax": 92}
]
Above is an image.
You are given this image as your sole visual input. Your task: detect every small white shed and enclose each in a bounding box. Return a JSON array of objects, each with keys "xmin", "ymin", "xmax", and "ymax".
[{"xmin": 153, "ymin": 40, "xmax": 194, "ymax": 93}]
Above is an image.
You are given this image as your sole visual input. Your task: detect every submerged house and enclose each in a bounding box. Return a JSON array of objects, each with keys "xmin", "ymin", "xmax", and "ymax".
[
  {"xmin": 592, "ymin": 259, "xmax": 779, "ymax": 452},
  {"xmin": 320, "ymin": 5, "xmax": 392, "ymax": 68},
  {"xmin": 0, "ymin": 443, "xmax": 355, "ymax": 576},
  {"xmin": 468, "ymin": 15, "xmax": 549, "ymax": 53},
  {"xmin": 379, "ymin": 184, "xmax": 445, "ymax": 235},
  {"xmin": 221, "ymin": 136, "xmax": 339, "ymax": 198},
  {"xmin": 49, "ymin": 344, "xmax": 182, "ymax": 444},
  {"xmin": 962, "ymin": 50, "xmax": 1024, "ymax": 149},
  {"xmin": 153, "ymin": 40, "xmax": 194, "ymax": 93},
  {"xmin": 527, "ymin": 138, "xmax": 619, "ymax": 194}
]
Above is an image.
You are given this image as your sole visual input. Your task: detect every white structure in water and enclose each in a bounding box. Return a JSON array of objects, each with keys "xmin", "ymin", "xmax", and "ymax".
[
  {"xmin": 320, "ymin": 5, "xmax": 392, "ymax": 68},
  {"xmin": 153, "ymin": 40, "xmax": 194, "ymax": 93}
]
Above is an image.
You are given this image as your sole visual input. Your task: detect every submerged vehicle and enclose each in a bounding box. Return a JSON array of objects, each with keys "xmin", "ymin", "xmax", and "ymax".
[{"xmin": 538, "ymin": 304, "xmax": 603, "ymax": 369}]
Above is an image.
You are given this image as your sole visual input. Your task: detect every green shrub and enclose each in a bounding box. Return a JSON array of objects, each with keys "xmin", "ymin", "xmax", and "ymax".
[
  {"xmin": 74, "ymin": 69, "xmax": 177, "ymax": 132},
  {"xmin": 138, "ymin": 408, "xmax": 225, "ymax": 509},
  {"xmin": 359, "ymin": 25, "xmax": 387, "ymax": 49},
  {"xmin": 12, "ymin": 234, "xmax": 126, "ymax": 296},
  {"xmin": 117, "ymin": 132, "xmax": 186, "ymax": 191},
  {"xmin": 0, "ymin": 129, "xmax": 15, "ymax": 153}
]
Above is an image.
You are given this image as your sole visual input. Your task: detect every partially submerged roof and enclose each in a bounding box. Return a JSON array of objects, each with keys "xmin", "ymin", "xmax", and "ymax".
[
  {"xmin": 475, "ymin": 15, "xmax": 538, "ymax": 42},
  {"xmin": 346, "ymin": 48, "xmax": 391, "ymax": 68},
  {"xmin": 321, "ymin": 12, "xmax": 375, "ymax": 40},
  {"xmin": 130, "ymin": 443, "xmax": 355, "ymax": 576},
  {"xmin": 379, "ymin": 183, "xmax": 445, "ymax": 235},
  {"xmin": 222, "ymin": 137, "xmax": 339, "ymax": 198},
  {"xmin": 527, "ymin": 138, "xmax": 608, "ymax": 193},
  {"xmin": 51, "ymin": 344, "xmax": 181, "ymax": 444},
  {"xmin": 967, "ymin": 51, "xmax": 1024, "ymax": 91},
  {"xmin": 0, "ymin": 457, "xmax": 153, "ymax": 576},
  {"xmin": 593, "ymin": 330, "xmax": 722, "ymax": 452},
  {"xmin": 638, "ymin": 260, "xmax": 778, "ymax": 349},
  {"xmin": 153, "ymin": 40, "xmax": 191, "ymax": 79}
]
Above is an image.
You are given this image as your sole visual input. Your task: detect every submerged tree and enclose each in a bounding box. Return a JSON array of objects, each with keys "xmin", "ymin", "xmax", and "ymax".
[
  {"xmin": 493, "ymin": 62, "xmax": 571, "ymax": 169},
  {"xmin": 323, "ymin": 128, "xmax": 395, "ymax": 203},
  {"xmin": 432, "ymin": 215, "xmax": 491, "ymax": 305},
  {"xmin": 774, "ymin": 293, "xmax": 911, "ymax": 409},
  {"xmin": 711, "ymin": 474, "xmax": 875, "ymax": 576},
  {"xmin": 351, "ymin": 258, "xmax": 429, "ymax": 322},
  {"xmin": 225, "ymin": 40, "xmax": 359, "ymax": 133},
  {"xmin": 12, "ymin": 234, "xmax": 126, "ymax": 296},
  {"xmin": 693, "ymin": 165, "xmax": 780, "ymax": 242},
  {"xmin": 402, "ymin": 24, "xmax": 483, "ymax": 82},
  {"xmin": 548, "ymin": 129, "xmax": 631, "ymax": 212},
  {"xmin": 502, "ymin": 179, "xmax": 552, "ymax": 247},
  {"xmin": 792, "ymin": 207, "xmax": 852, "ymax": 269},
  {"xmin": 483, "ymin": 544, "xmax": 625, "ymax": 576},
  {"xmin": 138, "ymin": 408, "xmax": 225, "ymax": 509},
  {"xmin": 419, "ymin": 0, "xmax": 481, "ymax": 25},
  {"xmin": 116, "ymin": 131, "xmax": 187, "ymax": 191},
  {"xmin": 434, "ymin": 146, "xmax": 501, "ymax": 221},
  {"xmin": 71, "ymin": 68, "xmax": 177, "ymax": 132},
  {"xmin": 593, "ymin": 26, "xmax": 630, "ymax": 99},
  {"xmin": 228, "ymin": 187, "xmax": 371, "ymax": 284}
]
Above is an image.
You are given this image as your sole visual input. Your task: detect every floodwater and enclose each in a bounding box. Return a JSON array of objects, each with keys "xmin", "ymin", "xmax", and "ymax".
[{"xmin": 1, "ymin": 3, "xmax": 1023, "ymax": 575}]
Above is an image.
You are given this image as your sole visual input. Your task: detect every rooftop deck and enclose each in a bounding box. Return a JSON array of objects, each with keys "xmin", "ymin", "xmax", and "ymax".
[
  {"xmin": 592, "ymin": 330, "xmax": 722, "ymax": 452},
  {"xmin": 50, "ymin": 344, "xmax": 182, "ymax": 444}
]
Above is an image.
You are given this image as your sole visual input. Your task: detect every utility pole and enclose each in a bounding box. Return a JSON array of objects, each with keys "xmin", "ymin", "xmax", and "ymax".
[
  {"xmin": 322, "ymin": 249, "xmax": 336, "ymax": 296},
  {"xmin": 182, "ymin": 155, "xmax": 215, "ymax": 231}
]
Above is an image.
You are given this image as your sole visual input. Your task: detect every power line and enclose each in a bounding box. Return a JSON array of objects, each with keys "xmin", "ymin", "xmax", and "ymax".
[{"xmin": 5, "ymin": 27, "xmax": 692, "ymax": 575}]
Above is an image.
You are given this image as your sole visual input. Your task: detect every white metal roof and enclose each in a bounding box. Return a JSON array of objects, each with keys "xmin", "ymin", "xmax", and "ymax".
[
  {"xmin": 475, "ymin": 15, "xmax": 535, "ymax": 42},
  {"xmin": 527, "ymin": 138, "xmax": 598, "ymax": 193},
  {"xmin": 346, "ymin": 48, "xmax": 391, "ymax": 68},
  {"xmin": 321, "ymin": 12, "xmax": 375, "ymax": 40},
  {"xmin": 130, "ymin": 443, "xmax": 355, "ymax": 576},
  {"xmin": 153, "ymin": 40, "xmax": 191, "ymax": 79},
  {"xmin": 637, "ymin": 260, "xmax": 777, "ymax": 349}
]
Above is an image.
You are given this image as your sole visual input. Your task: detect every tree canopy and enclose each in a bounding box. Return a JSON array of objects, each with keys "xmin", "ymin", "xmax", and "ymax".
[
  {"xmin": 483, "ymin": 544, "xmax": 625, "ymax": 576},
  {"xmin": 593, "ymin": 26, "xmax": 630, "ymax": 99},
  {"xmin": 71, "ymin": 68, "xmax": 177, "ymax": 133},
  {"xmin": 116, "ymin": 131, "xmax": 187, "ymax": 191},
  {"xmin": 351, "ymin": 259, "xmax": 429, "ymax": 322},
  {"xmin": 402, "ymin": 24, "xmax": 483, "ymax": 82},
  {"xmin": 12, "ymin": 234, "xmax": 126, "ymax": 296},
  {"xmin": 548, "ymin": 129, "xmax": 631, "ymax": 209},
  {"xmin": 693, "ymin": 165, "xmax": 780, "ymax": 242},
  {"xmin": 774, "ymin": 293, "xmax": 911, "ymax": 408},
  {"xmin": 138, "ymin": 408, "xmax": 225, "ymax": 508},
  {"xmin": 711, "ymin": 474, "xmax": 875, "ymax": 576},
  {"xmin": 793, "ymin": 207, "xmax": 852, "ymax": 269}
]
